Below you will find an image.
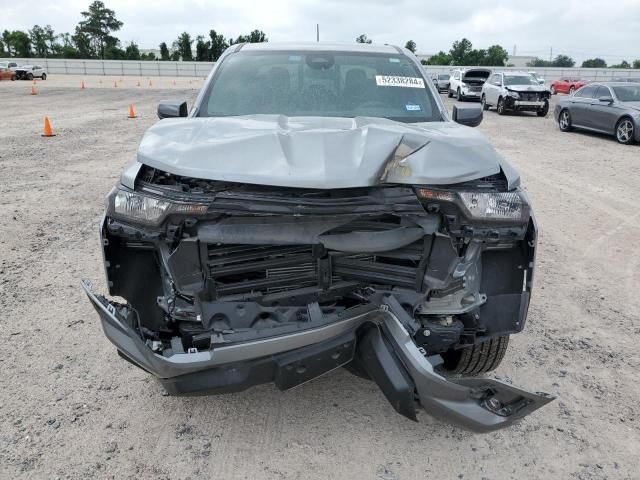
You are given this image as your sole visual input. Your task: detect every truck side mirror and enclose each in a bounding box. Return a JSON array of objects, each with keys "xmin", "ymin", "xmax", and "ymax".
[
  {"xmin": 452, "ymin": 105, "xmax": 483, "ymax": 127},
  {"xmin": 158, "ymin": 101, "xmax": 188, "ymax": 119}
]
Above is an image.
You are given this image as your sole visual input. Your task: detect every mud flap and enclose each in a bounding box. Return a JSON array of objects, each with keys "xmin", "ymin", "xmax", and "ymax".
[{"xmin": 374, "ymin": 296, "xmax": 555, "ymax": 432}]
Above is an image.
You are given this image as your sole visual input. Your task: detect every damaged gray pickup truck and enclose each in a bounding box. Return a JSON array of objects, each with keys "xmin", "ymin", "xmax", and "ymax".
[{"xmin": 83, "ymin": 42, "xmax": 553, "ymax": 432}]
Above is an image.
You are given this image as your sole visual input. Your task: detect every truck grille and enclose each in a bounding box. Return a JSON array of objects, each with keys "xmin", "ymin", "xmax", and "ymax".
[
  {"xmin": 519, "ymin": 92, "xmax": 541, "ymax": 101},
  {"xmin": 207, "ymin": 243, "xmax": 421, "ymax": 298}
]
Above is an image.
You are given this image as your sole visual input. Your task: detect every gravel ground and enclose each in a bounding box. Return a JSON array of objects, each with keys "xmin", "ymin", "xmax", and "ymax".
[{"xmin": 1, "ymin": 75, "xmax": 639, "ymax": 480}]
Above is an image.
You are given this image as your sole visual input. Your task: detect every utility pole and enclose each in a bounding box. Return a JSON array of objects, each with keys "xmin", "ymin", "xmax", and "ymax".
[{"xmin": 316, "ymin": 24, "xmax": 319, "ymax": 42}]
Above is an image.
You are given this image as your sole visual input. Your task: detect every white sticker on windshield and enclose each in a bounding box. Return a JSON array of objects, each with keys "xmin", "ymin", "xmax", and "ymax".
[
  {"xmin": 405, "ymin": 104, "xmax": 421, "ymax": 111},
  {"xmin": 376, "ymin": 75, "xmax": 425, "ymax": 88}
]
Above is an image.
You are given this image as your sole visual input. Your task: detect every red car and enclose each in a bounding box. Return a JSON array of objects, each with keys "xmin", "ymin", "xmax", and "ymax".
[
  {"xmin": 0, "ymin": 67, "xmax": 16, "ymax": 81},
  {"xmin": 550, "ymin": 77, "xmax": 587, "ymax": 95}
]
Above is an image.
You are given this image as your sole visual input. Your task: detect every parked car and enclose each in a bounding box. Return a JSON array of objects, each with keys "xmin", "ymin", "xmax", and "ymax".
[
  {"xmin": 82, "ymin": 42, "xmax": 552, "ymax": 432},
  {"xmin": 528, "ymin": 71, "xmax": 545, "ymax": 85},
  {"xmin": 554, "ymin": 82, "xmax": 640, "ymax": 144},
  {"xmin": 0, "ymin": 61, "xmax": 19, "ymax": 71},
  {"xmin": 433, "ymin": 73, "xmax": 451, "ymax": 93},
  {"xmin": 448, "ymin": 68, "xmax": 491, "ymax": 101},
  {"xmin": 0, "ymin": 67, "xmax": 17, "ymax": 81},
  {"xmin": 14, "ymin": 65, "xmax": 47, "ymax": 80},
  {"xmin": 481, "ymin": 72, "xmax": 551, "ymax": 116},
  {"xmin": 550, "ymin": 77, "xmax": 587, "ymax": 95}
]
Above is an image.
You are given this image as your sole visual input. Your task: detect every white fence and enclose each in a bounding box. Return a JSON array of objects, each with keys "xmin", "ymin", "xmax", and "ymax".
[
  {"xmin": 9, "ymin": 58, "xmax": 215, "ymax": 77},
  {"xmin": 8, "ymin": 58, "xmax": 640, "ymax": 82}
]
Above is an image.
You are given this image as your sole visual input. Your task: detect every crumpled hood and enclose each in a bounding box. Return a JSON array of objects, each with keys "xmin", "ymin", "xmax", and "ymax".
[
  {"xmin": 136, "ymin": 115, "xmax": 519, "ymax": 189},
  {"xmin": 506, "ymin": 85, "xmax": 550, "ymax": 93}
]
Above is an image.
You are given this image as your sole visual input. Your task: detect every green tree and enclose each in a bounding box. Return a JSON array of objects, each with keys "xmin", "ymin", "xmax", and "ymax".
[
  {"xmin": 173, "ymin": 32, "xmax": 193, "ymax": 61},
  {"xmin": 103, "ymin": 36, "xmax": 125, "ymax": 59},
  {"xmin": 527, "ymin": 57, "xmax": 549, "ymax": 67},
  {"xmin": 0, "ymin": 37, "xmax": 5, "ymax": 57},
  {"xmin": 427, "ymin": 51, "xmax": 452, "ymax": 65},
  {"xmin": 552, "ymin": 54, "xmax": 575, "ymax": 67},
  {"xmin": 246, "ymin": 29, "xmax": 267, "ymax": 43},
  {"xmin": 195, "ymin": 35, "xmax": 210, "ymax": 61},
  {"xmin": 355, "ymin": 34, "xmax": 372, "ymax": 44},
  {"xmin": 582, "ymin": 58, "xmax": 607, "ymax": 68},
  {"xmin": 404, "ymin": 40, "xmax": 416, "ymax": 53},
  {"xmin": 77, "ymin": 0, "xmax": 123, "ymax": 59},
  {"xmin": 72, "ymin": 26, "xmax": 94, "ymax": 58},
  {"xmin": 29, "ymin": 25, "xmax": 52, "ymax": 57},
  {"xmin": 140, "ymin": 52, "xmax": 156, "ymax": 61},
  {"xmin": 171, "ymin": 50, "xmax": 180, "ymax": 61},
  {"xmin": 633, "ymin": 59, "xmax": 640, "ymax": 69},
  {"xmin": 124, "ymin": 41, "xmax": 140, "ymax": 60},
  {"xmin": 484, "ymin": 45, "xmax": 509, "ymax": 66},
  {"xmin": 5, "ymin": 30, "xmax": 32, "ymax": 57},
  {"xmin": 449, "ymin": 38, "xmax": 473, "ymax": 64},
  {"xmin": 610, "ymin": 60, "xmax": 631, "ymax": 69},
  {"xmin": 209, "ymin": 29, "xmax": 228, "ymax": 60},
  {"xmin": 2, "ymin": 30, "xmax": 12, "ymax": 56},
  {"xmin": 159, "ymin": 41, "xmax": 170, "ymax": 60}
]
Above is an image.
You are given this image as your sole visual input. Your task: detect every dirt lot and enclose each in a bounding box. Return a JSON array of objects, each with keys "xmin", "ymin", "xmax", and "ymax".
[{"xmin": 1, "ymin": 75, "xmax": 639, "ymax": 480}]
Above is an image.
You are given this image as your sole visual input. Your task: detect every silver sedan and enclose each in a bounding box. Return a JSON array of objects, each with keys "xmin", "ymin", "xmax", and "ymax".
[{"xmin": 554, "ymin": 82, "xmax": 640, "ymax": 144}]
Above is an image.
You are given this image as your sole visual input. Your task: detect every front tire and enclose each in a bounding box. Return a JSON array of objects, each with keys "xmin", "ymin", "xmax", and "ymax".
[
  {"xmin": 496, "ymin": 97, "xmax": 506, "ymax": 115},
  {"xmin": 558, "ymin": 108, "xmax": 573, "ymax": 131},
  {"xmin": 537, "ymin": 100, "xmax": 549, "ymax": 117},
  {"xmin": 457, "ymin": 88, "xmax": 464, "ymax": 101},
  {"xmin": 441, "ymin": 336, "xmax": 510, "ymax": 375},
  {"xmin": 481, "ymin": 94, "xmax": 489, "ymax": 111},
  {"xmin": 447, "ymin": 89, "xmax": 453, "ymax": 98},
  {"xmin": 26, "ymin": 73, "xmax": 33, "ymax": 80},
  {"xmin": 41, "ymin": 73, "xmax": 47, "ymax": 80},
  {"xmin": 616, "ymin": 117, "xmax": 635, "ymax": 145}
]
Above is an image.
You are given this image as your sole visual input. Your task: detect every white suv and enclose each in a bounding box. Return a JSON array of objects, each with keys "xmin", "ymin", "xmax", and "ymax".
[
  {"xmin": 448, "ymin": 68, "xmax": 492, "ymax": 101},
  {"xmin": 15, "ymin": 65, "xmax": 47, "ymax": 80}
]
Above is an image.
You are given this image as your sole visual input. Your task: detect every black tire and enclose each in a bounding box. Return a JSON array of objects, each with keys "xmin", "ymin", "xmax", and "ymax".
[
  {"xmin": 457, "ymin": 88, "xmax": 464, "ymax": 101},
  {"xmin": 41, "ymin": 73, "xmax": 47, "ymax": 80},
  {"xmin": 615, "ymin": 117, "xmax": 635, "ymax": 145},
  {"xmin": 441, "ymin": 336, "xmax": 510, "ymax": 375},
  {"xmin": 537, "ymin": 100, "xmax": 549, "ymax": 117},
  {"xmin": 481, "ymin": 94, "xmax": 489, "ymax": 111},
  {"xmin": 11, "ymin": 75, "xmax": 16, "ymax": 81},
  {"xmin": 27, "ymin": 73, "xmax": 33, "ymax": 80},
  {"xmin": 550, "ymin": 85, "xmax": 556, "ymax": 95},
  {"xmin": 496, "ymin": 97, "xmax": 506, "ymax": 115},
  {"xmin": 447, "ymin": 89, "xmax": 453, "ymax": 98},
  {"xmin": 558, "ymin": 108, "xmax": 573, "ymax": 131}
]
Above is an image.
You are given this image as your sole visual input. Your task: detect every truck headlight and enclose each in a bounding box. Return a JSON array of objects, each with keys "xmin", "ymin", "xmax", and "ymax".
[
  {"xmin": 416, "ymin": 188, "xmax": 529, "ymax": 222},
  {"xmin": 109, "ymin": 189, "xmax": 208, "ymax": 226},
  {"xmin": 507, "ymin": 91, "xmax": 520, "ymax": 99}
]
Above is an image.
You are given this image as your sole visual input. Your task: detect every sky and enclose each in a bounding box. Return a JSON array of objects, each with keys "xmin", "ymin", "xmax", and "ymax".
[{"xmin": 2, "ymin": 0, "xmax": 640, "ymax": 64}]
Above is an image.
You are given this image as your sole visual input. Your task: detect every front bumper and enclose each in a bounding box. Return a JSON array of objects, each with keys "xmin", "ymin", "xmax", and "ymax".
[{"xmin": 83, "ymin": 280, "xmax": 553, "ymax": 432}]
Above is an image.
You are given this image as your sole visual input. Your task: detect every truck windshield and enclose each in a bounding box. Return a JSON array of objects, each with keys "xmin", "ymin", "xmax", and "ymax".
[{"xmin": 199, "ymin": 51, "xmax": 441, "ymax": 123}]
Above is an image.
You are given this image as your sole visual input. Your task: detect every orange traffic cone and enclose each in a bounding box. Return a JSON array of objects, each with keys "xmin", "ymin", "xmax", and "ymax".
[
  {"xmin": 42, "ymin": 116, "xmax": 55, "ymax": 137},
  {"xmin": 81, "ymin": 80, "xmax": 85, "ymax": 89},
  {"xmin": 128, "ymin": 104, "xmax": 137, "ymax": 119},
  {"xmin": 31, "ymin": 85, "xmax": 37, "ymax": 95}
]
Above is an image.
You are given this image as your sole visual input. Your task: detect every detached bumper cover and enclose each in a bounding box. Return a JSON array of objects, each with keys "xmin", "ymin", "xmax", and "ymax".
[{"xmin": 83, "ymin": 280, "xmax": 554, "ymax": 432}]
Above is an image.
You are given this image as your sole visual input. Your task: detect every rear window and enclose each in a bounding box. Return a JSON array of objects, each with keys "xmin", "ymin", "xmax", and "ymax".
[{"xmin": 199, "ymin": 51, "xmax": 442, "ymax": 123}]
